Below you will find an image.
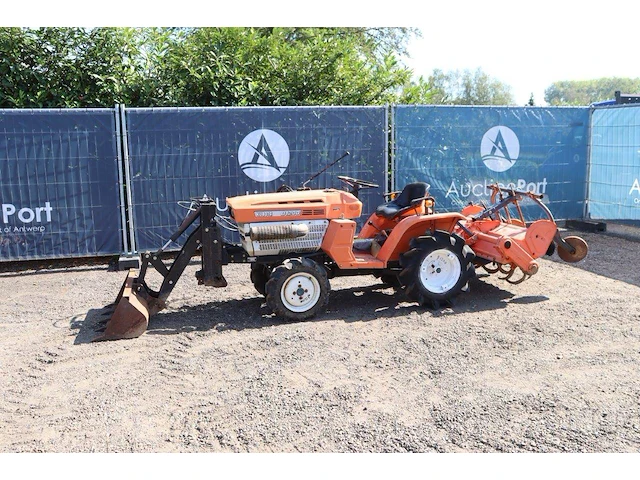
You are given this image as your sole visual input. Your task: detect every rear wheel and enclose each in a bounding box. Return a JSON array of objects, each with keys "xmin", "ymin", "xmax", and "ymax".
[
  {"xmin": 265, "ymin": 258, "xmax": 330, "ymax": 320},
  {"xmin": 375, "ymin": 273, "xmax": 403, "ymax": 290},
  {"xmin": 399, "ymin": 230, "xmax": 475, "ymax": 308},
  {"xmin": 250, "ymin": 263, "xmax": 270, "ymax": 296}
]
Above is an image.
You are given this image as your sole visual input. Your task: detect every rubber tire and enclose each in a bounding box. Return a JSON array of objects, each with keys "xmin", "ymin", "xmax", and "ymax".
[
  {"xmin": 250, "ymin": 263, "xmax": 270, "ymax": 296},
  {"xmin": 378, "ymin": 273, "xmax": 403, "ymax": 290},
  {"xmin": 398, "ymin": 230, "xmax": 476, "ymax": 308},
  {"xmin": 265, "ymin": 258, "xmax": 330, "ymax": 321}
]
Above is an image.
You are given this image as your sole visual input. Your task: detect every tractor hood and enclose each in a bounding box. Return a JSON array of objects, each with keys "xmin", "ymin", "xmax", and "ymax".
[{"xmin": 227, "ymin": 188, "xmax": 362, "ymax": 223}]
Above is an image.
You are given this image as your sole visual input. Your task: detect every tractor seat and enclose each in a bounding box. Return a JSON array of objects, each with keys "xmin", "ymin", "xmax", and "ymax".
[{"xmin": 375, "ymin": 182, "xmax": 429, "ymax": 220}]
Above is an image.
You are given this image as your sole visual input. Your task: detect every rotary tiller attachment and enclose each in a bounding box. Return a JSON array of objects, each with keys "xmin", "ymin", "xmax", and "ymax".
[{"xmin": 93, "ymin": 270, "xmax": 152, "ymax": 341}]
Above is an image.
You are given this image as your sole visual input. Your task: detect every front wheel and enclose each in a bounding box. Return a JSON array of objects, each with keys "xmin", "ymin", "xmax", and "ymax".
[
  {"xmin": 265, "ymin": 258, "xmax": 330, "ymax": 320},
  {"xmin": 399, "ymin": 230, "xmax": 475, "ymax": 308}
]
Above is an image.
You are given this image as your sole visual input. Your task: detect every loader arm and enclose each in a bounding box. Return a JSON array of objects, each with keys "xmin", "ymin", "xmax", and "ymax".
[{"xmin": 95, "ymin": 200, "xmax": 226, "ymax": 341}]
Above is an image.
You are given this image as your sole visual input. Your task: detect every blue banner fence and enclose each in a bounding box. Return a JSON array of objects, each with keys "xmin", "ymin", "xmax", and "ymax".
[
  {"xmin": 0, "ymin": 108, "xmax": 125, "ymax": 261},
  {"xmin": 392, "ymin": 105, "xmax": 591, "ymax": 221},
  {"xmin": 588, "ymin": 105, "xmax": 640, "ymax": 220},
  {"xmin": 0, "ymin": 104, "xmax": 638, "ymax": 262},
  {"xmin": 122, "ymin": 106, "xmax": 388, "ymax": 251}
]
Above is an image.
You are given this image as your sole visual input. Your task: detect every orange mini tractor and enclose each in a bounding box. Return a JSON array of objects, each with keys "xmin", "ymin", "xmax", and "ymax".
[{"xmin": 98, "ymin": 157, "xmax": 588, "ymax": 341}]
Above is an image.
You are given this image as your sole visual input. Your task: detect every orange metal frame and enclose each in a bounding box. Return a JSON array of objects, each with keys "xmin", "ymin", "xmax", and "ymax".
[{"xmin": 228, "ymin": 186, "xmax": 558, "ymax": 275}]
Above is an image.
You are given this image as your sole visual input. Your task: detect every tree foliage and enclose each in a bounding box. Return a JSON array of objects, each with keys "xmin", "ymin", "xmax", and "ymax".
[
  {"xmin": 0, "ymin": 27, "xmax": 142, "ymax": 107},
  {"xmin": 0, "ymin": 27, "xmax": 419, "ymax": 108},
  {"xmin": 160, "ymin": 27, "xmax": 416, "ymax": 106},
  {"xmin": 425, "ymin": 68, "xmax": 515, "ymax": 105},
  {"xmin": 1, "ymin": 28, "xmax": 519, "ymax": 108},
  {"xmin": 544, "ymin": 77, "xmax": 640, "ymax": 105},
  {"xmin": 398, "ymin": 68, "xmax": 515, "ymax": 105}
]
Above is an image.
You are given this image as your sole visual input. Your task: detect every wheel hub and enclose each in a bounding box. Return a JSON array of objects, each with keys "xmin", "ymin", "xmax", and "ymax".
[
  {"xmin": 281, "ymin": 273, "xmax": 321, "ymax": 313},
  {"xmin": 419, "ymin": 249, "xmax": 462, "ymax": 294}
]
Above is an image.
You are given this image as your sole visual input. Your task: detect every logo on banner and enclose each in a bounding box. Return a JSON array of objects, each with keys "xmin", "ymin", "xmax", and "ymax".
[
  {"xmin": 631, "ymin": 178, "xmax": 640, "ymax": 204},
  {"xmin": 480, "ymin": 126, "xmax": 520, "ymax": 172},
  {"xmin": 1, "ymin": 201, "xmax": 53, "ymax": 233},
  {"xmin": 446, "ymin": 125, "xmax": 547, "ymax": 200},
  {"xmin": 238, "ymin": 129, "xmax": 290, "ymax": 182}
]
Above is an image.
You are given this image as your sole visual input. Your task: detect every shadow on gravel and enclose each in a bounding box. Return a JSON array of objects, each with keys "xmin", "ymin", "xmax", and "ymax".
[
  {"xmin": 70, "ymin": 306, "xmax": 117, "ymax": 344},
  {"xmin": 0, "ymin": 264, "xmax": 110, "ymax": 278},
  {"xmin": 506, "ymin": 295, "xmax": 549, "ymax": 305},
  {"xmin": 70, "ymin": 276, "xmax": 546, "ymax": 343},
  {"xmin": 546, "ymin": 230, "xmax": 640, "ymax": 288}
]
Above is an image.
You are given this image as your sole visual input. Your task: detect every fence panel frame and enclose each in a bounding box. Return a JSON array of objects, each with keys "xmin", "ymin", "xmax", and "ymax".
[
  {"xmin": 587, "ymin": 104, "xmax": 640, "ymax": 221},
  {"xmin": 0, "ymin": 107, "xmax": 124, "ymax": 262},
  {"xmin": 122, "ymin": 105, "xmax": 389, "ymax": 252},
  {"xmin": 392, "ymin": 104, "xmax": 591, "ymax": 221}
]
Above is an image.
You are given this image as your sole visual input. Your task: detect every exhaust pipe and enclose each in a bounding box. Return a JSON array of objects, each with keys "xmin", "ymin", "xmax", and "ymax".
[{"xmin": 249, "ymin": 223, "xmax": 309, "ymax": 241}]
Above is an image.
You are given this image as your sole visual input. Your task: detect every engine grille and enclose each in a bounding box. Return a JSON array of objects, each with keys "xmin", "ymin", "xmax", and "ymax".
[
  {"xmin": 301, "ymin": 208, "xmax": 325, "ymax": 216},
  {"xmin": 239, "ymin": 220, "xmax": 329, "ymax": 256}
]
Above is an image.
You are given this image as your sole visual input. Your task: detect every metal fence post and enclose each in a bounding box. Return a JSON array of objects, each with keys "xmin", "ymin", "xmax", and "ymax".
[
  {"xmin": 390, "ymin": 103, "xmax": 395, "ymax": 192},
  {"xmin": 584, "ymin": 106, "xmax": 594, "ymax": 220},
  {"xmin": 114, "ymin": 104, "xmax": 130, "ymax": 254},
  {"xmin": 119, "ymin": 103, "xmax": 137, "ymax": 254}
]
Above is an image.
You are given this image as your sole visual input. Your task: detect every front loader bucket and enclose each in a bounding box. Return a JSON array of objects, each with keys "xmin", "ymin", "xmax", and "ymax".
[{"xmin": 94, "ymin": 270, "xmax": 150, "ymax": 341}]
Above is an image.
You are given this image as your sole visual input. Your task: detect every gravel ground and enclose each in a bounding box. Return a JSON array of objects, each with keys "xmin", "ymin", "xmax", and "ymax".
[{"xmin": 0, "ymin": 228, "xmax": 639, "ymax": 453}]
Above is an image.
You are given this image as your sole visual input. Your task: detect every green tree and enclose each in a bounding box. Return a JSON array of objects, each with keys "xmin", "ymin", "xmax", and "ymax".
[
  {"xmin": 0, "ymin": 28, "xmax": 144, "ymax": 107},
  {"xmin": 161, "ymin": 27, "xmax": 416, "ymax": 107},
  {"xmin": 422, "ymin": 68, "xmax": 514, "ymax": 105},
  {"xmin": 544, "ymin": 77, "xmax": 640, "ymax": 105},
  {"xmin": 527, "ymin": 93, "xmax": 535, "ymax": 106},
  {"xmin": 0, "ymin": 27, "xmax": 418, "ymax": 108},
  {"xmin": 397, "ymin": 75, "xmax": 445, "ymax": 104},
  {"xmin": 122, "ymin": 27, "xmax": 184, "ymax": 107}
]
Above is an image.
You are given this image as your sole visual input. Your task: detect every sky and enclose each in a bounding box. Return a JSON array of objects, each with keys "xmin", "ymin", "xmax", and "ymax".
[
  {"xmin": 402, "ymin": 1, "xmax": 640, "ymax": 105},
  {"xmin": 6, "ymin": 0, "xmax": 639, "ymax": 107}
]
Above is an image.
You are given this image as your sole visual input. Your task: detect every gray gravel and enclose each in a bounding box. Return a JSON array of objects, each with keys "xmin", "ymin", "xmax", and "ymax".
[{"xmin": 0, "ymin": 229, "xmax": 639, "ymax": 452}]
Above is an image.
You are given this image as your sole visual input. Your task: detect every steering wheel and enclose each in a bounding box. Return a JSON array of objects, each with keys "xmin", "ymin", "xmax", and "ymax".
[
  {"xmin": 276, "ymin": 184, "xmax": 294, "ymax": 192},
  {"xmin": 337, "ymin": 175, "xmax": 379, "ymax": 190}
]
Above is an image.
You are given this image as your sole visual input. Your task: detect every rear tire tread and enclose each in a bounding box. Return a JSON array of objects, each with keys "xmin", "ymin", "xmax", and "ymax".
[
  {"xmin": 250, "ymin": 263, "xmax": 270, "ymax": 296},
  {"xmin": 399, "ymin": 230, "xmax": 475, "ymax": 309}
]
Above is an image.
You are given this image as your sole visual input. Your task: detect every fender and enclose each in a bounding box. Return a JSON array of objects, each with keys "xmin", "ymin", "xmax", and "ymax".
[{"xmin": 377, "ymin": 212, "xmax": 467, "ymax": 263}]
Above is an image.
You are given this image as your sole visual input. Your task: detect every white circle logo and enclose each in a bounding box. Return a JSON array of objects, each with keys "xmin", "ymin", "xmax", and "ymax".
[
  {"xmin": 480, "ymin": 126, "xmax": 520, "ymax": 172},
  {"xmin": 238, "ymin": 129, "xmax": 290, "ymax": 182}
]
